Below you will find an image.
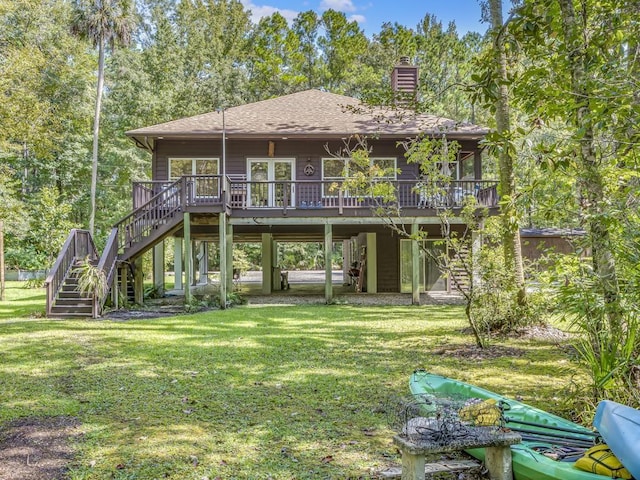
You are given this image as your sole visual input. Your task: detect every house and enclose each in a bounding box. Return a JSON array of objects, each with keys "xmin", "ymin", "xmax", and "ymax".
[
  {"xmin": 45, "ymin": 62, "xmax": 497, "ymax": 317},
  {"xmin": 520, "ymin": 228, "xmax": 587, "ymax": 268}
]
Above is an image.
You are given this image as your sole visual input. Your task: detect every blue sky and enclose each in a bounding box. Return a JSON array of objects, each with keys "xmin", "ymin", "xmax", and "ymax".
[{"xmin": 240, "ymin": 0, "xmax": 488, "ymax": 35}]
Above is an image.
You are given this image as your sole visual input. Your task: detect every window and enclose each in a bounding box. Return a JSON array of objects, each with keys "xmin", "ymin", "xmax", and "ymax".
[
  {"xmin": 169, "ymin": 158, "xmax": 219, "ymax": 180},
  {"xmin": 434, "ymin": 161, "xmax": 458, "ymax": 179},
  {"xmin": 169, "ymin": 158, "xmax": 220, "ymax": 198},
  {"xmin": 459, "ymin": 152, "xmax": 475, "ymax": 180},
  {"xmin": 321, "ymin": 157, "xmax": 397, "ymax": 196}
]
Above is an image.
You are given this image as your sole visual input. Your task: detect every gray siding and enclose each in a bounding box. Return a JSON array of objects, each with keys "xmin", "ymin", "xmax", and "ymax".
[
  {"xmin": 377, "ymin": 230, "xmax": 399, "ymax": 292},
  {"xmin": 153, "ymin": 138, "xmax": 482, "ymax": 182}
]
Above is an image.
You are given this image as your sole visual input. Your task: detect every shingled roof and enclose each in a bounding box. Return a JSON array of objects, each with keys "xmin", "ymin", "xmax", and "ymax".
[{"xmin": 126, "ymin": 89, "xmax": 487, "ymax": 147}]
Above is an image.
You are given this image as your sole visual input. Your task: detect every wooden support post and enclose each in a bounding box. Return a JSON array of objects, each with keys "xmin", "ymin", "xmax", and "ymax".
[
  {"xmin": 411, "ymin": 222, "xmax": 420, "ymax": 305},
  {"xmin": 271, "ymin": 237, "xmax": 279, "ymax": 291},
  {"xmin": 261, "ymin": 233, "xmax": 272, "ymax": 294},
  {"xmin": 484, "ymin": 446, "xmax": 514, "ymax": 480},
  {"xmin": 119, "ymin": 265, "xmax": 128, "ymax": 304},
  {"xmin": 366, "ymin": 232, "xmax": 377, "ymax": 294},
  {"xmin": 325, "ymin": 223, "xmax": 333, "ymax": 303},
  {"xmin": 225, "ymin": 221, "xmax": 233, "ymax": 293},
  {"xmin": 174, "ymin": 237, "xmax": 183, "ymax": 290},
  {"xmin": 133, "ymin": 257, "xmax": 144, "ymax": 305},
  {"xmin": 474, "ymin": 149, "xmax": 482, "ymax": 180},
  {"xmin": 153, "ymin": 241, "xmax": 165, "ymax": 296},
  {"xmin": 198, "ymin": 241, "xmax": 209, "ymax": 284},
  {"xmin": 218, "ymin": 213, "xmax": 227, "ymax": 308},
  {"xmin": 401, "ymin": 450, "xmax": 426, "ymax": 480},
  {"xmin": 342, "ymin": 239, "xmax": 351, "ymax": 285},
  {"xmin": 191, "ymin": 241, "xmax": 198, "ymax": 286},
  {"xmin": 184, "ymin": 213, "xmax": 192, "ymax": 303},
  {"xmin": 111, "ymin": 269, "xmax": 119, "ymax": 310}
]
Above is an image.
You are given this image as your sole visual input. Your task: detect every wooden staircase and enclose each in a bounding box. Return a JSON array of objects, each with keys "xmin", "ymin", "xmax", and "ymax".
[
  {"xmin": 448, "ymin": 245, "xmax": 471, "ymax": 293},
  {"xmin": 116, "ymin": 263, "xmax": 136, "ymax": 305},
  {"xmin": 49, "ymin": 259, "xmax": 96, "ymax": 317},
  {"xmin": 45, "ymin": 180, "xmax": 188, "ymax": 318}
]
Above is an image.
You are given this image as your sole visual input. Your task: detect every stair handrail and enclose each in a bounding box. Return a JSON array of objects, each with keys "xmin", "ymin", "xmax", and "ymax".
[
  {"xmin": 114, "ymin": 178, "xmax": 185, "ymax": 254},
  {"xmin": 45, "ymin": 229, "xmax": 98, "ymax": 317},
  {"xmin": 95, "ymin": 227, "xmax": 119, "ymax": 317}
]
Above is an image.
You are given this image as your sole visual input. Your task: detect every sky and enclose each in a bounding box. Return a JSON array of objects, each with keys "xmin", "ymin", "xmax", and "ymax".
[{"xmin": 239, "ymin": 0, "xmax": 488, "ymax": 35}]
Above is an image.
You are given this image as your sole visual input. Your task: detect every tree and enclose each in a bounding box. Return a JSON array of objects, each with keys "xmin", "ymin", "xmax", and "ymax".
[
  {"xmin": 318, "ymin": 10, "xmax": 368, "ymax": 94},
  {"xmin": 485, "ymin": 0, "xmax": 526, "ymax": 304},
  {"xmin": 25, "ymin": 187, "xmax": 79, "ymax": 267},
  {"xmin": 327, "ymin": 134, "xmax": 533, "ymax": 347},
  {"xmin": 510, "ymin": 0, "xmax": 640, "ymax": 403},
  {"xmin": 174, "ymin": 0, "xmax": 251, "ymax": 114},
  {"xmin": 246, "ymin": 12, "xmax": 304, "ymax": 100},
  {"xmin": 292, "ymin": 11, "xmax": 321, "ymax": 89},
  {"xmin": 0, "ymin": 0, "xmax": 94, "ymax": 208},
  {"xmin": 71, "ymin": 0, "xmax": 136, "ymax": 236},
  {"xmin": 0, "ymin": 165, "xmax": 27, "ymax": 281}
]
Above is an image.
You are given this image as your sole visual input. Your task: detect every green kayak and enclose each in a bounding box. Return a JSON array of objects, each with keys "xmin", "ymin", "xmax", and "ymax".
[{"xmin": 409, "ymin": 371, "xmax": 608, "ymax": 480}]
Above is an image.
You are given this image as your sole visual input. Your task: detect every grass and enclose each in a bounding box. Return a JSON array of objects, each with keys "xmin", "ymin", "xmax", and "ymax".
[
  {"xmin": 0, "ymin": 281, "xmax": 588, "ymax": 479},
  {"xmin": 0, "ymin": 280, "xmax": 47, "ymax": 319}
]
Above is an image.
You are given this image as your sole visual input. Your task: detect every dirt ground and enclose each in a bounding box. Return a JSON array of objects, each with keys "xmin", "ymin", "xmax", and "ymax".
[{"xmin": 0, "ymin": 416, "xmax": 81, "ymax": 480}]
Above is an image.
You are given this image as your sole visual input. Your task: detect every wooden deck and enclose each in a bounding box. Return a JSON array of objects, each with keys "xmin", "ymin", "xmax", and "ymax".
[{"xmin": 132, "ymin": 176, "xmax": 499, "ymax": 214}]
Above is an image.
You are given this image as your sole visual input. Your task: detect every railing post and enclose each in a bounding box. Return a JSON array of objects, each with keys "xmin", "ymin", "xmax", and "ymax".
[
  {"xmin": 180, "ymin": 176, "xmax": 187, "ymax": 208},
  {"xmin": 92, "ymin": 293, "xmax": 98, "ymax": 319},
  {"xmin": 225, "ymin": 175, "xmax": 231, "ymax": 208},
  {"xmin": 282, "ymin": 182, "xmax": 288, "ymax": 215},
  {"xmin": 46, "ymin": 282, "xmax": 52, "ymax": 316}
]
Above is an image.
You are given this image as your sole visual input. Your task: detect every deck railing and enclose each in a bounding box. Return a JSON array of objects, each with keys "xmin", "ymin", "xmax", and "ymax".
[
  {"xmin": 133, "ymin": 176, "xmax": 223, "ymax": 210},
  {"xmin": 131, "ymin": 177, "xmax": 499, "ymax": 212},
  {"xmin": 96, "ymin": 227, "xmax": 119, "ymax": 316},
  {"xmin": 44, "ymin": 229, "xmax": 98, "ymax": 316},
  {"xmin": 226, "ymin": 179, "xmax": 499, "ymax": 210},
  {"xmin": 117, "ymin": 178, "xmax": 185, "ymax": 253}
]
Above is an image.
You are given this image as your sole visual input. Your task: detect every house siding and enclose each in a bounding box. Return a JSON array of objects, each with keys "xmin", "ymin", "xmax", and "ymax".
[
  {"xmin": 154, "ymin": 138, "xmax": 481, "ymax": 182},
  {"xmin": 377, "ymin": 230, "xmax": 399, "ymax": 292},
  {"xmin": 147, "ymin": 137, "xmax": 485, "ymax": 294}
]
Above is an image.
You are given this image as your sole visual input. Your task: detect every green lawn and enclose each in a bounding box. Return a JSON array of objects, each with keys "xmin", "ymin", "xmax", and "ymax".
[{"xmin": 0, "ymin": 282, "xmax": 587, "ymax": 479}]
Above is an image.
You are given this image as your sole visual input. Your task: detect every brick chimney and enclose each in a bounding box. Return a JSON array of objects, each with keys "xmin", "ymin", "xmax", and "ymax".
[{"xmin": 391, "ymin": 56, "xmax": 418, "ymax": 103}]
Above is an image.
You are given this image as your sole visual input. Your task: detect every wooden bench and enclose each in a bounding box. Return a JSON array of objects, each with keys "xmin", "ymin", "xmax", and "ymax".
[{"xmin": 393, "ymin": 431, "xmax": 521, "ymax": 480}]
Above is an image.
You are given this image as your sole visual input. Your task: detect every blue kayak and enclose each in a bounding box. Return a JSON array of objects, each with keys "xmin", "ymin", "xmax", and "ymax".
[
  {"xmin": 594, "ymin": 400, "xmax": 640, "ymax": 479},
  {"xmin": 409, "ymin": 371, "xmax": 607, "ymax": 480}
]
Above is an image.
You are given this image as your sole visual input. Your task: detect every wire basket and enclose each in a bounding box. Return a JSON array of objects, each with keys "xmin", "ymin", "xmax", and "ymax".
[{"xmin": 396, "ymin": 393, "xmax": 505, "ymax": 446}]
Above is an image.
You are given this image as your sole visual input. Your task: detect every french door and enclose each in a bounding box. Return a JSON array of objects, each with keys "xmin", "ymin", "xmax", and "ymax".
[{"xmin": 248, "ymin": 158, "xmax": 295, "ymax": 208}]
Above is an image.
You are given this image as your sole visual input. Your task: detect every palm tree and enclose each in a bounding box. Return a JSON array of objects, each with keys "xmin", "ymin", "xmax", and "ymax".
[{"xmin": 72, "ymin": 0, "xmax": 136, "ymax": 236}]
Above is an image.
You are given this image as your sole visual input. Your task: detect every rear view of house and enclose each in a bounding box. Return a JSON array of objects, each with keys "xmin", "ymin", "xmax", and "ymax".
[{"xmin": 46, "ymin": 62, "xmax": 497, "ymax": 317}]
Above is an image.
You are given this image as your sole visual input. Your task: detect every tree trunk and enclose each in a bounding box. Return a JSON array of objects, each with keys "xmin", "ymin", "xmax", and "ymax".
[
  {"xmin": 89, "ymin": 34, "xmax": 105, "ymax": 237},
  {"xmin": 0, "ymin": 220, "xmax": 4, "ymax": 301},
  {"xmin": 488, "ymin": 0, "xmax": 526, "ymax": 304},
  {"xmin": 557, "ymin": 0, "xmax": 620, "ymax": 326}
]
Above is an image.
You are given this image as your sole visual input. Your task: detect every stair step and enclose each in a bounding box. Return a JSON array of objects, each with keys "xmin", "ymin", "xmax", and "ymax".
[
  {"xmin": 54, "ymin": 298, "xmax": 94, "ymax": 306},
  {"xmin": 60, "ymin": 283, "xmax": 80, "ymax": 294},
  {"xmin": 48, "ymin": 312, "xmax": 93, "ymax": 318},
  {"xmin": 50, "ymin": 305, "xmax": 93, "ymax": 314},
  {"xmin": 58, "ymin": 291, "xmax": 86, "ymax": 299}
]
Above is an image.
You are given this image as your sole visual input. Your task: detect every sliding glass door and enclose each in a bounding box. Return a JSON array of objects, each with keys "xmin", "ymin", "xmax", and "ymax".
[{"xmin": 400, "ymin": 239, "xmax": 448, "ymax": 293}]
